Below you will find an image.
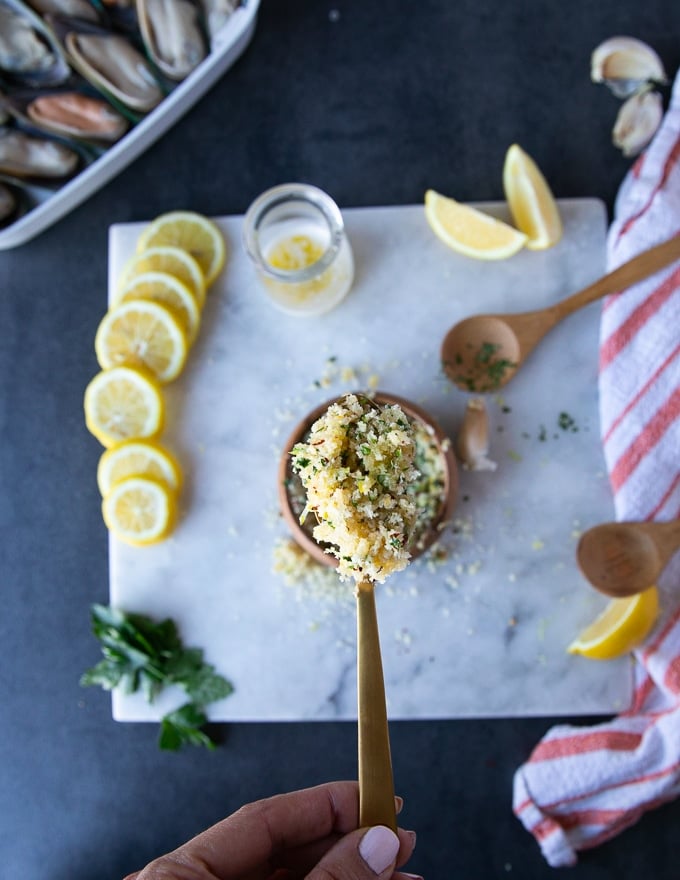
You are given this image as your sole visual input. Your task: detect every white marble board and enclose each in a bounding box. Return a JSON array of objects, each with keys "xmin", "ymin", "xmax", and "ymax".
[{"xmin": 107, "ymin": 198, "xmax": 634, "ymax": 722}]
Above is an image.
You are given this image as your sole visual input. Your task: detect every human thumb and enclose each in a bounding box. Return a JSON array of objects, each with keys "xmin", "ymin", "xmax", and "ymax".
[{"xmin": 307, "ymin": 825, "xmax": 401, "ymax": 879}]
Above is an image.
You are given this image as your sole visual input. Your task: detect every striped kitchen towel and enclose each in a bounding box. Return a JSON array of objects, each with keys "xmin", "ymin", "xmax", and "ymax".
[{"xmin": 512, "ymin": 69, "xmax": 680, "ymax": 868}]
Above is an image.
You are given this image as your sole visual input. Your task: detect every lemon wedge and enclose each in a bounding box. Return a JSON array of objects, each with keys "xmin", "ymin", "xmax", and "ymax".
[
  {"xmin": 116, "ymin": 271, "xmax": 201, "ymax": 346},
  {"xmin": 424, "ymin": 189, "xmax": 528, "ymax": 260},
  {"xmin": 118, "ymin": 245, "xmax": 206, "ymax": 308},
  {"xmin": 97, "ymin": 439, "xmax": 182, "ymax": 497},
  {"xmin": 84, "ymin": 366, "xmax": 164, "ymax": 448},
  {"xmin": 94, "ymin": 299, "xmax": 188, "ymax": 383},
  {"xmin": 102, "ymin": 475, "xmax": 176, "ymax": 545},
  {"xmin": 136, "ymin": 211, "xmax": 226, "ymax": 285},
  {"xmin": 567, "ymin": 587, "xmax": 659, "ymax": 660},
  {"xmin": 502, "ymin": 144, "xmax": 563, "ymax": 250}
]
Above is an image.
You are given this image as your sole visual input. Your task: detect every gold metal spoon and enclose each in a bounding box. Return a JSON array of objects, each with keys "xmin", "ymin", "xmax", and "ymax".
[
  {"xmin": 357, "ymin": 577, "xmax": 397, "ymax": 831},
  {"xmin": 577, "ymin": 519, "xmax": 680, "ymax": 598},
  {"xmin": 441, "ymin": 235, "xmax": 680, "ymax": 392}
]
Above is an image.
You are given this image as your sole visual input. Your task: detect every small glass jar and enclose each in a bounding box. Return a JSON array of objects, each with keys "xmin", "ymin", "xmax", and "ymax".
[{"xmin": 242, "ymin": 183, "xmax": 354, "ymax": 316}]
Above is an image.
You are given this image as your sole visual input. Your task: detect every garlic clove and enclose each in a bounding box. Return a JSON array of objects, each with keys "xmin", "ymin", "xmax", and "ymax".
[
  {"xmin": 612, "ymin": 88, "xmax": 663, "ymax": 157},
  {"xmin": 591, "ymin": 36, "xmax": 667, "ymax": 99},
  {"xmin": 455, "ymin": 397, "xmax": 497, "ymax": 472}
]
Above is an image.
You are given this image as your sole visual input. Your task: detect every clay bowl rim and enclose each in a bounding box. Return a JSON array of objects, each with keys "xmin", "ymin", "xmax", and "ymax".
[{"xmin": 277, "ymin": 390, "xmax": 459, "ymax": 569}]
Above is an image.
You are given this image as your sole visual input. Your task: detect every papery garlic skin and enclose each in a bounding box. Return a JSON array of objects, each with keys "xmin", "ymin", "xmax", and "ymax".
[
  {"xmin": 456, "ymin": 397, "xmax": 497, "ymax": 472},
  {"xmin": 613, "ymin": 89, "xmax": 663, "ymax": 157},
  {"xmin": 591, "ymin": 36, "xmax": 667, "ymax": 99}
]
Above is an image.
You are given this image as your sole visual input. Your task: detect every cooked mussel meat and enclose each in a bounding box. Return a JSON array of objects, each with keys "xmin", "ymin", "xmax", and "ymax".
[
  {"xmin": 26, "ymin": 91, "xmax": 128, "ymax": 141},
  {"xmin": 136, "ymin": 0, "xmax": 206, "ymax": 81},
  {"xmin": 199, "ymin": 0, "xmax": 236, "ymax": 40},
  {"xmin": 0, "ymin": 182, "xmax": 17, "ymax": 221},
  {"xmin": 0, "ymin": 128, "xmax": 79, "ymax": 178}
]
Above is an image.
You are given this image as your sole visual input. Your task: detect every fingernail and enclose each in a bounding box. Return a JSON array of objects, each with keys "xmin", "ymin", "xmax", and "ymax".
[
  {"xmin": 400, "ymin": 873, "xmax": 424, "ymax": 879},
  {"xmin": 394, "ymin": 795, "xmax": 404, "ymax": 814},
  {"xmin": 359, "ymin": 826, "xmax": 400, "ymax": 874},
  {"xmin": 403, "ymin": 830, "xmax": 417, "ymax": 849}
]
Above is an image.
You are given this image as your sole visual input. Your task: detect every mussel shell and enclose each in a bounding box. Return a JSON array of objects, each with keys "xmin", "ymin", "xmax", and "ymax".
[
  {"xmin": 0, "ymin": 0, "xmax": 71, "ymax": 86},
  {"xmin": 64, "ymin": 30, "xmax": 163, "ymax": 112},
  {"xmin": 25, "ymin": 90, "xmax": 128, "ymax": 141},
  {"xmin": 0, "ymin": 127, "xmax": 79, "ymax": 179},
  {"xmin": 26, "ymin": 0, "xmax": 100, "ymax": 22},
  {"xmin": 135, "ymin": 0, "xmax": 207, "ymax": 81}
]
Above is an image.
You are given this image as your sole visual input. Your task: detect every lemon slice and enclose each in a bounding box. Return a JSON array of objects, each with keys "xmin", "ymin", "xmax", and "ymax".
[
  {"xmin": 84, "ymin": 366, "xmax": 164, "ymax": 448},
  {"xmin": 118, "ymin": 246, "xmax": 206, "ymax": 308},
  {"xmin": 136, "ymin": 211, "xmax": 226, "ymax": 285},
  {"xmin": 95, "ymin": 299, "xmax": 188, "ymax": 383},
  {"xmin": 102, "ymin": 475, "xmax": 176, "ymax": 545},
  {"xmin": 567, "ymin": 587, "xmax": 659, "ymax": 660},
  {"xmin": 97, "ymin": 439, "xmax": 182, "ymax": 497},
  {"xmin": 502, "ymin": 144, "xmax": 563, "ymax": 250},
  {"xmin": 116, "ymin": 271, "xmax": 201, "ymax": 346},
  {"xmin": 424, "ymin": 190, "xmax": 528, "ymax": 260}
]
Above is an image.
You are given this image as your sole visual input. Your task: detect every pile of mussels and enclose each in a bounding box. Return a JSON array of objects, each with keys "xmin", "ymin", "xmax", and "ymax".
[{"xmin": 0, "ymin": 0, "xmax": 239, "ymax": 226}]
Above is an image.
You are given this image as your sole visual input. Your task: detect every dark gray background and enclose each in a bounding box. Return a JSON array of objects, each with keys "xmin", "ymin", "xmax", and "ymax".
[{"xmin": 2, "ymin": 1, "xmax": 679, "ymax": 878}]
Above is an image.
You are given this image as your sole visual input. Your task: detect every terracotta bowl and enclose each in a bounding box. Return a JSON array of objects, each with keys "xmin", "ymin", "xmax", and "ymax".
[{"xmin": 277, "ymin": 391, "xmax": 459, "ymax": 568}]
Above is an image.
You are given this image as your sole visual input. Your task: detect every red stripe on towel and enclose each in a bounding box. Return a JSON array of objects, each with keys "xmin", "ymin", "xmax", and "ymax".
[
  {"xmin": 645, "ymin": 471, "xmax": 680, "ymax": 520},
  {"xmin": 641, "ymin": 603, "xmax": 680, "ymax": 665},
  {"xmin": 599, "ymin": 265, "xmax": 680, "ymax": 370},
  {"xmin": 602, "ymin": 342, "xmax": 680, "ymax": 444},
  {"xmin": 531, "ymin": 730, "xmax": 642, "ymax": 762},
  {"xmin": 610, "ymin": 387, "xmax": 680, "ymax": 492},
  {"xmin": 616, "ymin": 136, "xmax": 680, "ymax": 239}
]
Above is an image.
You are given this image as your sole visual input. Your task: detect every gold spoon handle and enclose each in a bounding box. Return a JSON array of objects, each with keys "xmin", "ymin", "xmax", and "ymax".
[
  {"xmin": 356, "ymin": 581, "xmax": 397, "ymax": 831},
  {"xmin": 551, "ymin": 234, "xmax": 680, "ymax": 321}
]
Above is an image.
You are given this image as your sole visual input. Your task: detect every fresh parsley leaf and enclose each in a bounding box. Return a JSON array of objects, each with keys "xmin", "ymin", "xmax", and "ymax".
[
  {"xmin": 81, "ymin": 604, "xmax": 234, "ymax": 751},
  {"xmin": 159, "ymin": 704, "xmax": 215, "ymax": 751}
]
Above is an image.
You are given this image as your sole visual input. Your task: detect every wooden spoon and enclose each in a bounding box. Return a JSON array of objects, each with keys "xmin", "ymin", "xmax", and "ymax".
[
  {"xmin": 577, "ymin": 520, "xmax": 680, "ymax": 598},
  {"xmin": 356, "ymin": 577, "xmax": 397, "ymax": 831},
  {"xmin": 441, "ymin": 235, "xmax": 680, "ymax": 392}
]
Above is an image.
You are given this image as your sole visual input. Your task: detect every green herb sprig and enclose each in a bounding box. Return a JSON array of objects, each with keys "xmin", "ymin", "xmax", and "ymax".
[{"xmin": 80, "ymin": 604, "xmax": 234, "ymax": 751}]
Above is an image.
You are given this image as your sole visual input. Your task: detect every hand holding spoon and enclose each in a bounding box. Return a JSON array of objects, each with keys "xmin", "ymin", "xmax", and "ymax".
[
  {"xmin": 577, "ymin": 519, "xmax": 680, "ymax": 597},
  {"xmin": 441, "ymin": 235, "xmax": 680, "ymax": 392}
]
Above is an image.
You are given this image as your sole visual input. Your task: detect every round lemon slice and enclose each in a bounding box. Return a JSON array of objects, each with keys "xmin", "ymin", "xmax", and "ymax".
[
  {"xmin": 567, "ymin": 586, "xmax": 659, "ymax": 660},
  {"xmin": 424, "ymin": 189, "xmax": 528, "ymax": 260},
  {"xmin": 136, "ymin": 211, "xmax": 226, "ymax": 285},
  {"xmin": 118, "ymin": 245, "xmax": 206, "ymax": 308},
  {"xmin": 116, "ymin": 271, "xmax": 201, "ymax": 346},
  {"xmin": 94, "ymin": 299, "xmax": 188, "ymax": 384},
  {"xmin": 97, "ymin": 439, "xmax": 182, "ymax": 497},
  {"xmin": 102, "ymin": 475, "xmax": 176, "ymax": 545},
  {"xmin": 84, "ymin": 366, "xmax": 164, "ymax": 448},
  {"xmin": 503, "ymin": 144, "xmax": 563, "ymax": 250}
]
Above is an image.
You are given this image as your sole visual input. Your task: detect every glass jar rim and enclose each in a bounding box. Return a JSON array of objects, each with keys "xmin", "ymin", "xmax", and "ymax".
[{"xmin": 242, "ymin": 183, "xmax": 345, "ymax": 282}]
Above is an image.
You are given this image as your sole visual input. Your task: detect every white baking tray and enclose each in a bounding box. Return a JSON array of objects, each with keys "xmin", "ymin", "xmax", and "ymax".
[{"xmin": 0, "ymin": 0, "xmax": 260, "ymax": 250}]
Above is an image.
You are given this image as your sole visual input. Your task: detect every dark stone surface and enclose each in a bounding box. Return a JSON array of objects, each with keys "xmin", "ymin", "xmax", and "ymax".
[{"xmin": 1, "ymin": 1, "xmax": 679, "ymax": 878}]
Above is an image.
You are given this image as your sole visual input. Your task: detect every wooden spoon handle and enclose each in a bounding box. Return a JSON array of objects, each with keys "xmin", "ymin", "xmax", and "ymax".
[
  {"xmin": 552, "ymin": 234, "xmax": 680, "ymax": 320},
  {"xmin": 646, "ymin": 519, "xmax": 680, "ymax": 561},
  {"xmin": 356, "ymin": 582, "xmax": 397, "ymax": 831}
]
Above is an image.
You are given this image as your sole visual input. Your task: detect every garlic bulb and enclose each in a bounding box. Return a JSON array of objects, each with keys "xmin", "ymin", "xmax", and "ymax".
[
  {"xmin": 613, "ymin": 88, "xmax": 664, "ymax": 157},
  {"xmin": 456, "ymin": 398, "xmax": 497, "ymax": 472},
  {"xmin": 591, "ymin": 36, "xmax": 667, "ymax": 99}
]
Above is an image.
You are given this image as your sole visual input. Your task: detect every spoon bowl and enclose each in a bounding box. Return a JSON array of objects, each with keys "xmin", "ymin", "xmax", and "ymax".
[
  {"xmin": 278, "ymin": 391, "xmax": 458, "ymax": 566},
  {"xmin": 442, "ymin": 234, "xmax": 680, "ymax": 392},
  {"xmin": 577, "ymin": 519, "xmax": 680, "ymax": 597}
]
